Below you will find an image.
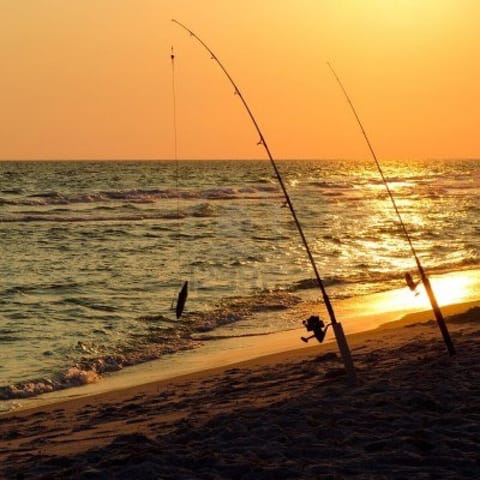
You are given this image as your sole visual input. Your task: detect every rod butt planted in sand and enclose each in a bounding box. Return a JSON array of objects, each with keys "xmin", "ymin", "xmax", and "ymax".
[
  {"xmin": 421, "ymin": 273, "xmax": 456, "ymax": 356},
  {"xmin": 332, "ymin": 322, "xmax": 357, "ymax": 385}
]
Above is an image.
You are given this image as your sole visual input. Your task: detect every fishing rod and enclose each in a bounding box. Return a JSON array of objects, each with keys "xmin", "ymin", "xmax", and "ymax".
[
  {"xmin": 172, "ymin": 19, "xmax": 356, "ymax": 383},
  {"xmin": 327, "ymin": 62, "xmax": 455, "ymax": 356}
]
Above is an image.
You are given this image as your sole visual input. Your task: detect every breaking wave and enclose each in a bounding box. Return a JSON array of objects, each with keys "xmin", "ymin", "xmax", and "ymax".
[
  {"xmin": 0, "ymin": 185, "xmax": 280, "ymax": 207},
  {"xmin": 0, "ymin": 202, "xmax": 219, "ymax": 223},
  {"xmin": 0, "ymin": 291, "xmax": 301, "ymax": 401}
]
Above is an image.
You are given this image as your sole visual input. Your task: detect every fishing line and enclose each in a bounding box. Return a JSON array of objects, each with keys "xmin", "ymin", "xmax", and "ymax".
[
  {"xmin": 328, "ymin": 62, "xmax": 455, "ymax": 356},
  {"xmin": 171, "ymin": 45, "xmax": 180, "ymax": 222},
  {"xmin": 172, "ymin": 19, "xmax": 357, "ymax": 383},
  {"xmin": 170, "ymin": 44, "xmax": 188, "ymax": 318},
  {"xmin": 171, "ymin": 46, "xmax": 178, "ymax": 166}
]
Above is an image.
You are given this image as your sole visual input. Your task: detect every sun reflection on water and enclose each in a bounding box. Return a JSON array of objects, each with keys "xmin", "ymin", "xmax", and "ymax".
[{"xmin": 366, "ymin": 270, "xmax": 478, "ymax": 316}]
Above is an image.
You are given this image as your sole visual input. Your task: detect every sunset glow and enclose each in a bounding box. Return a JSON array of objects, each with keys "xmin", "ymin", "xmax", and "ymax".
[
  {"xmin": 364, "ymin": 270, "xmax": 479, "ymax": 319},
  {"xmin": 426, "ymin": 273, "xmax": 474, "ymax": 307},
  {"xmin": 1, "ymin": 0, "xmax": 479, "ymax": 160}
]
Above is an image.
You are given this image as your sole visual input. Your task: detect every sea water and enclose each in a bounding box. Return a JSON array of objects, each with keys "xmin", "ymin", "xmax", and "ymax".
[{"xmin": 1, "ymin": 159, "xmax": 479, "ymax": 405}]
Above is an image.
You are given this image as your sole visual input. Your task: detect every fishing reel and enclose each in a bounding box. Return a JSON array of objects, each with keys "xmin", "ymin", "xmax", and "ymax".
[{"xmin": 301, "ymin": 315, "xmax": 330, "ymax": 344}]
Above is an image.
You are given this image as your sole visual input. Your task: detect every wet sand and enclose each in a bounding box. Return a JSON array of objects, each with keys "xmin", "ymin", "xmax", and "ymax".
[{"xmin": 1, "ymin": 302, "xmax": 480, "ymax": 479}]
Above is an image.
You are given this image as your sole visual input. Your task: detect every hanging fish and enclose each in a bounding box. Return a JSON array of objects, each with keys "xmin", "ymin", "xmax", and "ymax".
[{"xmin": 175, "ymin": 281, "xmax": 188, "ymax": 319}]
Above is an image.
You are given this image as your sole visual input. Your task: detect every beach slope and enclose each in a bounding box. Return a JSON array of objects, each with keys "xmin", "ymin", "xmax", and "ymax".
[{"xmin": 1, "ymin": 305, "xmax": 480, "ymax": 479}]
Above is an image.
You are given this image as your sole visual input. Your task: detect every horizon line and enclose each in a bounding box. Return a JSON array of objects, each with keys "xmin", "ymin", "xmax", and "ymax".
[{"xmin": 1, "ymin": 157, "xmax": 479, "ymax": 162}]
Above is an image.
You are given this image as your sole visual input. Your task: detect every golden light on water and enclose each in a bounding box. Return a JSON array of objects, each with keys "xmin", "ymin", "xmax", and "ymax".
[
  {"xmin": 426, "ymin": 274, "xmax": 473, "ymax": 307},
  {"xmin": 395, "ymin": 272, "xmax": 474, "ymax": 311},
  {"xmin": 341, "ymin": 270, "xmax": 480, "ymax": 332}
]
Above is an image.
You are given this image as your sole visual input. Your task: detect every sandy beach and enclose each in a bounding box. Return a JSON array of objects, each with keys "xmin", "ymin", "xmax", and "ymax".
[{"xmin": 1, "ymin": 300, "xmax": 479, "ymax": 479}]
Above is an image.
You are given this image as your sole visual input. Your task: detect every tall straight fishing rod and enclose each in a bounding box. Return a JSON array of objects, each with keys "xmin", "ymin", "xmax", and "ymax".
[
  {"xmin": 172, "ymin": 19, "xmax": 356, "ymax": 384},
  {"xmin": 328, "ymin": 62, "xmax": 455, "ymax": 356}
]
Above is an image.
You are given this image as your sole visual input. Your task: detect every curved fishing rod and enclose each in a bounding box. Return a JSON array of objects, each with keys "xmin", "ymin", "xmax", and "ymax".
[
  {"xmin": 172, "ymin": 19, "xmax": 334, "ymax": 321},
  {"xmin": 328, "ymin": 62, "xmax": 455, "ymax": 356},
  {"xmin": 172, "ymin": 19, "xmax": 356, "ymax": 382}
]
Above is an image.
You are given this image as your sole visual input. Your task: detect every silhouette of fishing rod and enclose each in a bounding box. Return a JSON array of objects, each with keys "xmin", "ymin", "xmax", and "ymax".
[
  {"xmin": 172, "ymin": 19, "xmax": 357, "ymax": 384},
  {"xmin": 170, "ymin": 44, "xmax": 188, "ymax": 319},
  {"xmin": 328, "ymin": 62, "xmax": 456, "ymax": 356}
]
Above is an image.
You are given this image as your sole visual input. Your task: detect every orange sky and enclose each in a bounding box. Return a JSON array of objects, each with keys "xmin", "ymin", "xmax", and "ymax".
[{"xmin": 1, "ymin": 0, "xmax": 479, "ymax": 161}]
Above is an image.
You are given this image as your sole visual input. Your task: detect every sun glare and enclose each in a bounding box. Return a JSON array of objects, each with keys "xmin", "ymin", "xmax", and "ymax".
[
  {"xmin": 427, "ymin": 274, "xmax": 472, "ymax": 307},
  {"xmin": 352, "ymin": 270, "xmax": 479, "ymax": 328},
  {"xmin": 363, "ymin": 0, "xmax": 451, "ymax": 27},
  {"xmin": 400, "ymin": 272, "xmax": 474, "ymax": 311}
]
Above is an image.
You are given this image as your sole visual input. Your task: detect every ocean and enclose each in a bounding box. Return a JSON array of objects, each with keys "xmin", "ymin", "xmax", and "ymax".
[{"xmin": 1, "ymin": 159, "xmax": 479, "ymax": 408}]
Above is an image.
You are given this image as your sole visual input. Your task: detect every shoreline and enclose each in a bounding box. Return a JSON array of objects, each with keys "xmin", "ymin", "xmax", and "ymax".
[
  {"xmin": 2, "ymin": 265, "xmax": 480, "ymax": 412},
  {"xmin": 2, "ymin": 264, "xmax": 480, "ymax": 414},
  {"xmin": 3, "ymin": 290, "xmax": 480, "ymax": 417},
  {"xmin": 1, "ymin": 299, "xmax": 480, "ymax": 478}
]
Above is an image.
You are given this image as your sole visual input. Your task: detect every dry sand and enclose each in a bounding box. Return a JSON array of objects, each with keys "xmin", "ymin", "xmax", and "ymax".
[{"xmin": 1, "ymin": 302, "xmax": 480, "ymax": 479}]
